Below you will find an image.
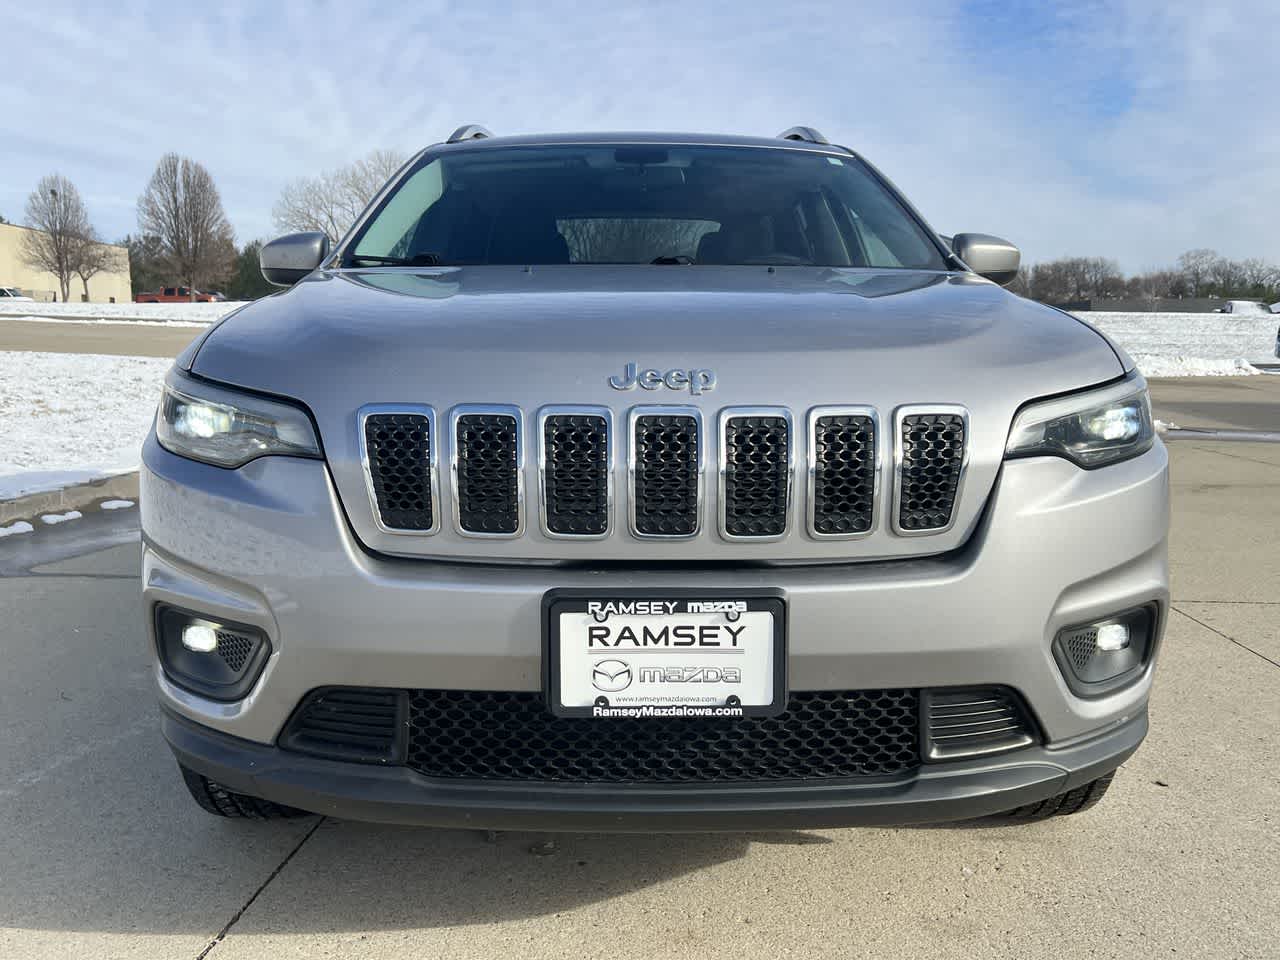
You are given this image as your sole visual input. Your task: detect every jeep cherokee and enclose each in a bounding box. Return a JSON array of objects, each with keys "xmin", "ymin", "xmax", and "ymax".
[{"xmin": 143, "ymin": 126, "xmax": 1167, "ymax": 829}]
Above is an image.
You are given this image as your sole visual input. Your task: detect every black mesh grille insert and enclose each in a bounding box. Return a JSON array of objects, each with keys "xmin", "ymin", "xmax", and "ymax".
[
  {"xmin": 633, "ymin": 414, "xmax": 699, "ymax": 536},
  {"xmin": 1066, "ymin": 628, "xmax": 1099, "ymax": 672},
  {"xmin": 279, "ymin": 688, "xmax": 404, "ymax": 764},
  {"xmin": 543, "ymin": 414, "xmax": 609, "ymax": 536},
  {"xmin": 898, "ymin": 413, "xmax": 965, "ymax": 531},
  {"xmin": 923, "ymin": 686, "xmax": 1035, "ymax": 761},
  {"xmin": 405, "ymin": 689, "xmax": 920, "ymax": 783},
  {"xmin": 215, "ymin": 630, "xmax": 254, "ymax": 673},
  {"xmin": 723, "ymin": 415, "xmax": 789, "ymax": 538},
  {"xmin": 364, "ymin": 413, "xmax": 433, "ymax": 531},
  {"xmin": 456, "ymin": 413, "xmax": 519, "ymax": 534},
  {"xmin": 811, "ymin": 413, "xmax": 876, "ymax": 536}
]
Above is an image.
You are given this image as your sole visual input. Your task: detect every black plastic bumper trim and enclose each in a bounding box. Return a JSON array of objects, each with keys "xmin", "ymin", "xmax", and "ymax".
[{"xmin": 162, "ymin": 706, "xmax": 1147, "ymax": 832}]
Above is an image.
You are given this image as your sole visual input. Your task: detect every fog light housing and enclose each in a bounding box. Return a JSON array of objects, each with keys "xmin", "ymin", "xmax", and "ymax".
[
  {"xmin": 1053, "ymin": 605, "xmax": 1158, "ymax": 698},
  {"xmin": 154, "ymin": 605, "xmax": 271, "ymax": 702}
]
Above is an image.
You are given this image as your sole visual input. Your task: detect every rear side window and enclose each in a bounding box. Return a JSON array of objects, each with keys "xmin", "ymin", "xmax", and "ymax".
[
  {"xmin": 163, "ymin": 288, "xmax": 176, "ymax": 296},
  {"xmin": 347, "ymin": 145, "xmax": 945, "ymax": 269}
]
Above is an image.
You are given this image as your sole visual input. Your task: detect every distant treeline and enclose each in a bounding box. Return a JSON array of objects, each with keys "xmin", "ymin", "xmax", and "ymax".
[{"xmin": 1008, "ymin": 250, "xmax": 1279, "ymax": 306}]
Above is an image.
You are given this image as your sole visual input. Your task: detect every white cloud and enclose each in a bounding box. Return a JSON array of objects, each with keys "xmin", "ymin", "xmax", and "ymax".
[{"xmin": 2, "ymin": 0, "xmax": 1276, "ymax": 272}]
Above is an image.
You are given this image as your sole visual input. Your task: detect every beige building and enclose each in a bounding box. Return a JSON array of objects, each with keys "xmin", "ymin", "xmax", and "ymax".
[{"xmin": 0, "ymin": 222, "xmax": 133, "ymax": 303}]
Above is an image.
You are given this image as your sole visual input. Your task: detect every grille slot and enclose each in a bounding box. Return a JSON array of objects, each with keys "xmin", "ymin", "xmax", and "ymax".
[
  {"xmin": 454, "ymin": 409, "xmax": 521, "ymax": 535},
  {"xmin": 363, "ymin": 410, "xmax": 435, "ymax": 532},
  {"xmin": 809, "ymin": 409, "xmax": 877, "ymax": 538},
  {"xmin": 896, "ymin": 409, "xmax": 966, "ymax": 533},
  {"xmin": 406, "ymin": 689, "xmax": 920, "ymax": 783},
  {"xmin": 923, "ymin": 686, "xmax": 1035, "ymax": 760},
  {"xmin": 721, "ymin": 411, "xmax": 790, "ymax": 539},
  {"xmin": 541, "ymin": 411, "xmax": 610, "ymax": 537},
  {"xmin": 279, "ymin": 687, "xmax": 405, "ymax": 764},
  {"xmin": 631, "ymin": 410, "xmax": 701, "ymax": 538}
]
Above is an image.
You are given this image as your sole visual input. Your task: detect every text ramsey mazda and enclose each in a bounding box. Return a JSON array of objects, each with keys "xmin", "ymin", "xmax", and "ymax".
[{"xmin": 143, "ymin": 126, "xmax": 1167, "ymax": 828}]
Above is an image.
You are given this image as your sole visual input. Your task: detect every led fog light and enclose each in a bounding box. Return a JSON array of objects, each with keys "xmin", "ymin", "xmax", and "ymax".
[
  {"xmin": 1095, "ymin": 623, "xmax": 1130, "ymax": 652},
  {"xmin": 1053, "ymin": 605, "xmax": 1158, "ymax": 698},
  {"xmin": 181, "ymin": 623, "xmax": 218, "ymax": 653},
  {"xmin": 154, "ymin": 605, "xmax": 271, "ymax": 702}
]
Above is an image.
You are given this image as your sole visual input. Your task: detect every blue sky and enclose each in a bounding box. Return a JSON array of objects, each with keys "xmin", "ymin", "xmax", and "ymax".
[{"xmin": 4, "ymin": 0, "xmax": 1276, "ymax": 271}]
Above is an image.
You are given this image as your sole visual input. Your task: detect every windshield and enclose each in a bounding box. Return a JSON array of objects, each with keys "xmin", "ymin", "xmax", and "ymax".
[{"xmin": 346, "ymin": 144, "xmax": 947, "ymax": 269}]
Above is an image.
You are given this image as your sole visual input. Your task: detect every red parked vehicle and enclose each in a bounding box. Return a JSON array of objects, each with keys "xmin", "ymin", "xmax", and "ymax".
[{"xmin": 135, "ymin": 286, "xmax": 219, "ymax": 303}]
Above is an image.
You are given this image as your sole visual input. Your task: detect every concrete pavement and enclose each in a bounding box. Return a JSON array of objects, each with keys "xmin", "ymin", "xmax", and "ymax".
[
  {"xmin": 1, "ymin": 439, "xmax": 1276, "ymax": 959},
  {"xmin": 0, "ymin": 318, "xmax": 202, "ymax": 358}
]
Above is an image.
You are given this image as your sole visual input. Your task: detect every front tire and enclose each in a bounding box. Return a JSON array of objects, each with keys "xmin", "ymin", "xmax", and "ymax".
[
  {"xmin": 998, "ymin": 771, "xmax": 1115, "ymax": 821},
  {"xmin": 179, "ymin": 764, "xmax": 312, "ymax": 820}
]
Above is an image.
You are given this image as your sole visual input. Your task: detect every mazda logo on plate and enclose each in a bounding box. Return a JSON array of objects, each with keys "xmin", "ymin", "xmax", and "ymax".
[{"xmin": 591, "ymin": 659, "xmax": 633, "ymax": 693}]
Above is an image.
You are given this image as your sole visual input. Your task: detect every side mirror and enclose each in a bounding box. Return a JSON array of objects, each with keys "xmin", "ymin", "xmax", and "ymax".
[
  {"xmin": 951, "ymin": 233, "xmax": 1020, "ymax": 286},
  {"xmin": 260, "ymin": 232, "xmax": 331, "ymax": 286}
]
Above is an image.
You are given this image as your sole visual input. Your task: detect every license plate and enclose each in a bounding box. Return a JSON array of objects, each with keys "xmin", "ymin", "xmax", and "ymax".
[{"xmin": 543, "ymin": 592, "xmax": 786, "ymax": 718}]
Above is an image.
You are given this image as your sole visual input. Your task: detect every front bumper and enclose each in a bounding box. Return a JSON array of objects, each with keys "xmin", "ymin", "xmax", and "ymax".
[
  {"xmin": 141, "ymin": 433, "xmax": 1168, "ymax": 750},
  {"xmin": 164, "ymin": 706, "xmax": 1147, "ymax": 830}
]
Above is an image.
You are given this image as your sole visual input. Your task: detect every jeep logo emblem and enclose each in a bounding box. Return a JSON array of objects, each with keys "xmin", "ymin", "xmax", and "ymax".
[{"xmin": 609, "ymin": 362, "xmax": 716, "ymax": 395}]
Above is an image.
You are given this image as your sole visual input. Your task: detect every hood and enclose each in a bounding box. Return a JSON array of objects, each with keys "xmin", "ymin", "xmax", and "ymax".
[{"xmin": 190, "ymin": 265, "xmax": 1124, "ymax": 563}]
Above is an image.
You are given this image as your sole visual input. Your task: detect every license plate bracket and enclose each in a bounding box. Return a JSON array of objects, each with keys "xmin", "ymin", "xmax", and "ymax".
[{"xmin": 543, "ymin": 590, "xmax": 787, "ymax": 719}]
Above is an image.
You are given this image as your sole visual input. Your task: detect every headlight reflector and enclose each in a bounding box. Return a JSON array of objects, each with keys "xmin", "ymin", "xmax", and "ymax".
[
  {"xmin": 1005, "ymin": 376, "xmax": 1154, "ymax": 468},
  {"xmin": 157, "ymin": 370, "xmax": 321, "ymax": 468}
]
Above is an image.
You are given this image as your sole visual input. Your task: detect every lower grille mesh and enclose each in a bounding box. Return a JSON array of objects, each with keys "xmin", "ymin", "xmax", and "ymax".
[
  {"xmin": 456, "ymin": 413, "xmax": 519, "ymax": 534},
  {"xmin": 723, "ymin": 415, "xmax": 789, "ymax": 538},
  {"xmin": 898, "ymin": 413, "xmax": 965, "ymax": 531},
  {"xmin": 405, "ymin": 689, "xmax": 920, "ymax": 783},
  {"xmin": 633, "ymin": 414, "xmax": 699, "ymax": 537}
]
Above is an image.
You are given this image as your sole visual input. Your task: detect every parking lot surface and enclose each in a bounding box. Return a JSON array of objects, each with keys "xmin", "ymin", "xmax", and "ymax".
[{"xmin": 2, "ymin": 444, "xmax": 1277, "ymax": 959}]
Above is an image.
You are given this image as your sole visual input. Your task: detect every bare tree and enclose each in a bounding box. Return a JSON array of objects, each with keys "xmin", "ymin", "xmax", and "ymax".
[
  {"xmin": 20, "ymin": 174, "xmax": 93, "ymax": 302},
  {"xmin": 1176, "ymin": 248, "xmax": 1218, "ymax": 297},
  {"xmin": 138, "ymin": 154, "xmax": 236, "ymax": 296},
  {"xmin": 272, "ymin": 149, "xmax": 406, "ymax": 241},
  {"xmin": 73, "ymin": 229, "xmax": 119, "ymax": 301}
]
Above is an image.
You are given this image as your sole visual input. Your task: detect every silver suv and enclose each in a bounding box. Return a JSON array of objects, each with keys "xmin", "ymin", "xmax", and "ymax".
[{"xmin": 143, "ymin": 127, "xmax": 1167, "ymax": 828}]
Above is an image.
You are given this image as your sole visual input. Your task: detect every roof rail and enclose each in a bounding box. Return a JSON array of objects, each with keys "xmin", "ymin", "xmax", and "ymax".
[
  {"xmin": 777, "ymin": 126, "xmax": 829, "ymax": 145},
  {"xmin": 446, "ymin": 124, "xmax": 493, "ymax": 143}
]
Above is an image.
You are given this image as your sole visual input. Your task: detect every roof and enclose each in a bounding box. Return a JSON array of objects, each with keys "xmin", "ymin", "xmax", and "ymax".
[{"xmin": 432, "ymin": 130, "xmax": 853, "ymax": 154}]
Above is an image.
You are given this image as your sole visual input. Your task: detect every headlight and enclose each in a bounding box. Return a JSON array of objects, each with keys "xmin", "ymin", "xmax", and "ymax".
[
  {"xmin": 156, "ymin": 370, "xmax": 321, "ymax": 468},
  {"xmin": 1005, "ymin": 376, "xmax": 1154, "ymax": 468}
]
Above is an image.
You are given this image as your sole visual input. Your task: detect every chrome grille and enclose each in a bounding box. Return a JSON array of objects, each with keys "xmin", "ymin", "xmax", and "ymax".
[
  {"xmin": 540, "ymin": 408, "xmax": 610, "ymax": 537},
  {"xmin": 630, "ymin": 408, "xmax": 702, "ymax": 538},
  {"xmin": 808, "ymin": 408, "xmax": 878, "ymax": 539},
  {"xmin": 720, "ymin": 409, "xmax": 790, "ymax": 540},
  {"xmin": 360, "ymin": 406, "xmax": 438, "ymax": 534},
  {"xmin": 358, "ymin": 402, "xmax": 971, "ymax": 544},
  {"xmin": 895, "ymin": 407, "xmax": 967, "ymax": 534},
  {"xmin": 452, "ymin": 407, "xmax": 522, "ymax": 536}
]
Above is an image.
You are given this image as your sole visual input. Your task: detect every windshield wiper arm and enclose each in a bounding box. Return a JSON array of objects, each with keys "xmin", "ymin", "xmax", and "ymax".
[
  {"xmin": 348, "ymin": 253, "xmax": 443, "ymax": 266},
  {"xmin": 651, "ymin": 255, "xmax": 694, "ymax": 265}
]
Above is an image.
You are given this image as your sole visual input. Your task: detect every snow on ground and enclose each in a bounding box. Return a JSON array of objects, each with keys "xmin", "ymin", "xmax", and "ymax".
[
  {"xmin": 0, "ymin": 300, "xmax": 243, "ymax": 324},
  {"xmin": 101, "ymin": 499, "xmax": 135, "ymax": 510},
  {"xmin": 1132, "ymin": 356, "xmax": 1259, "ymax": 377},
  {"xmin": 0, "ymin": 351, "xmax": 171, "ymax": 500},
  {"xmin": 1084, "ymin": 311, "xmax": 1275, "ymax": 377},
  {"xmin": 0, "ymin": 521, "xmax": 34, "ymax": 538},
  {"xmin": 40, "ymin": 510, "xmax": 82, "ymax": 525}
]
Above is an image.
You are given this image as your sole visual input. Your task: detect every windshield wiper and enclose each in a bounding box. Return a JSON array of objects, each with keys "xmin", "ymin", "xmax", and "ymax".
[
  {"xmin": 651, "ymin": 255, "xmax": 694, "ymax": 265},
  {"xmin": 348, "ymin": 253, "xmax": 443, "ymax": 266}
]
